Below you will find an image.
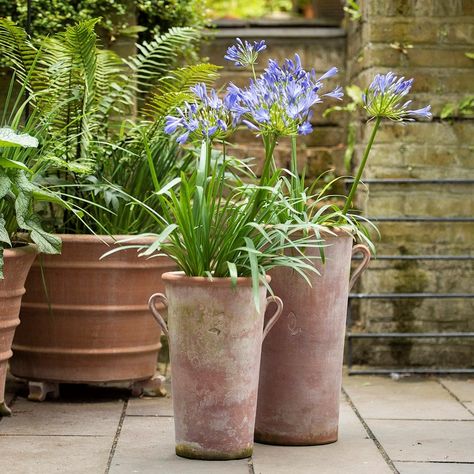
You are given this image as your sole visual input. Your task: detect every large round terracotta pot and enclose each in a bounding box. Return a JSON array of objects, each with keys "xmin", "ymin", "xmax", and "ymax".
[
  {"xmin": 0, "ymin": 244, "xmax": 37, "ymax": 415},
  {"xmin": 255, "ymin": 229, "xmax": 371, "ymax": 445},
  {"xmin": 148, "ymin": 272, "xmax": 283, "ymax": 460},
  {"xmin": 10, "ymin": 235, "xmax": 176, "ymax": 400}
]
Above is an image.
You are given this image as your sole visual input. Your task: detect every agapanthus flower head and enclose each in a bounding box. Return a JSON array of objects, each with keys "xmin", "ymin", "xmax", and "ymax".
[
  {"xmin": 225, "ymin": 54, "xmax": 343, "ymax": 137},
  {"xmin": 224, "ymin": 38, "xmax": 267, "ymax": 68},
  {"xmin": 164, "ymin": 83, "xmax": 234, "ymax": 144},
  {"xmin": 363, "ymin": 72, "xmax": 432, "ymax": 121}
]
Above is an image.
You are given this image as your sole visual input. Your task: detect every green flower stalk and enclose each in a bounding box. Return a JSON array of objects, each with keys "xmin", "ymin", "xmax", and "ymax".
[{"xmin": 342, "ymin": 72, "xmax": 432, "ymax": 215}]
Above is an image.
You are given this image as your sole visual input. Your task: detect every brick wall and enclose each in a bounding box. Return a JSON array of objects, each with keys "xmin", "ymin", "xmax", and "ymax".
[{"xmin": 347, "ymin": 0, "xmax": 474, "ymax": 368}]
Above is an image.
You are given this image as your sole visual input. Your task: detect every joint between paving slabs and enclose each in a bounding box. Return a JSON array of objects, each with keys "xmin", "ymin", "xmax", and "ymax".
[
  {"xmin": 437, "ymin": 379, "xmax": 474, "ymax": 417},
  {"xmin": 248, "ymin": 457, "xmax": 255, "ymax": 474},
  {"xmin": 104, "ymin": 398, "xmax": 129, "ymax": 474},
  {"xmin": 341, "ymin": 387, "xmax": 400, "ymax": 474},
  {"xmin": 394, "ymin": 460, "xmax": 474, "ymax": 465}
]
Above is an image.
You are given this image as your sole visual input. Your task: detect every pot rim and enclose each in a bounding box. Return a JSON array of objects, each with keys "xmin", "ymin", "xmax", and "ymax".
[
  {"xmin": 162, "ymin": 271, "xmax": 271, "ymax": 287},
  {"xmin": 316, "ymin": 226, "xmax": 354, "ymax": 238},
  {"xmin": 3, "ymin": 243, "xmax": 38, "ymax": 258},
  {"xmin": 49, "ymin": 234, "xmax": 158, "ymax": 245}
]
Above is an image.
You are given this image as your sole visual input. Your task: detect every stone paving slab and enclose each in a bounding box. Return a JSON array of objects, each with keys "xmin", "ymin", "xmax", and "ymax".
[
  {"xmin": 440, "ymin": 379, "xmax": 474, "ymax": 415},
  {"xmin": 0, "ymin": 397, "xmax": 123, "ymax": 436},
  {"xmin": 2, "ymin": 374, "xmax": 474, "ymax": 473},
  {"xmin": 343, "ymin": 376, "xmax": 472, "ymax": 420},
  {"xmin": 0, "ymin": 434, "xmax": 112, "ymax": 474},
  {"xmin": 367, "ymin": 419, "xmax": 474, "ymax": 463},
  {"xmin": 251, "ymin": 400, "xmax": 392, "ymax": 474},
  {"xmin": 394, "ymin": 461, "xmax": 474, "ymax": 474},
  {"xmin": 127, "ymin": 395, "xmax": 173, "ymax": 417},
  {"xmin": 109, "ymin": 415, "xmax": 249, "ymax": 473}
]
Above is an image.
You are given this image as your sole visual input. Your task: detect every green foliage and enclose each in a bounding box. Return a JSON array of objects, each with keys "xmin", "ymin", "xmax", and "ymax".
[
  {"xmin": 0, "ymin": 18, "xmax": 215, "ymax": 235},
  {"xmin": 208, "ymin": 0, "xmax": 293, "ymax": 19},
  {"xmin": 343, "ymin": 0, "xmax": 361, "ymax": 21},
  {"xmin": 136, "ymin": 0, "xmax": 210, "ymax": 39},
  {"xmin": 0, "ymin": 0, "xmax": 210, "ymax": 46},
  {"xmin": 105, "ymin": 139, "xmax": 321, "ymax": 309},
  {"xmin": 441, "ymin": 95, "xmax": 474, "ymax": 121},
  {"xmin": 0, "ymin": 121, "xmax": 66, "ymax": 277}
]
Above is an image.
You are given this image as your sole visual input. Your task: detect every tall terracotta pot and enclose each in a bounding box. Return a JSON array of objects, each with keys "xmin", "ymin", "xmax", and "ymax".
[
  {"xmin": 255, "ymin": 229, "xmax": 371, "ymax": 445},
  {"xmin": 148, "ymin": 272, "xmax": 283, "ymax": 460},
  {"xmin": 11, "ymin": 235, "xmax": 175, "ymax": 400},
  {"xmin": 0, "ymin": 244, "xmax": 37, "ymax": 415}
]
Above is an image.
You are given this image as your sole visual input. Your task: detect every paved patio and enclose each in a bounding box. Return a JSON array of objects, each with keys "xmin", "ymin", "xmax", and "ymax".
[{"xmin": 0, "ymin": 372, "xmax": 473, "ymax": 474}]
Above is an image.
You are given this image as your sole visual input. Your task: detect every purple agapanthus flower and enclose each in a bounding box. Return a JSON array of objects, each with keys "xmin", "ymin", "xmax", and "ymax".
[
  {"xmin": 224, "ymin": 38, "xmax": 267, "ymax": 67},
  {"xmin": 225, "ymin": 53, "xmax": 343, "ymax": 137},
  {"xmin": 363, "ymin": 72, "xmax": 432, "ymax": 121},
  {"xmin": 164, "ymin": 83, "xmax": 234, "ymax": 144}
]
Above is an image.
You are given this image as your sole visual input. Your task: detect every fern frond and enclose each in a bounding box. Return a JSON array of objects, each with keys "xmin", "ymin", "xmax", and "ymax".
[
  {"xmin": 146, "ymin": 63, "xmax": 220, "ymax": 118},
  {"xmin": 63, "ymin": 19, "xmax": 100, "ymax": 103},
  {"xmin": 0, "ymin": 19, "xmax": 38, "ymax": 87},
  {"xmin": 123, "ymin": 27, "xmax": 201, "ymax": 97},
  {"xmin": 158, "ymin": 63, "xmax": 221, "ymax": 93}
]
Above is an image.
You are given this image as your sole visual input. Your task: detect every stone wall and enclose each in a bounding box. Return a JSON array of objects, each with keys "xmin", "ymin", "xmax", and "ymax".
[{"xmin": 347, "ymin": 0, "xmax": 474, "ymax": 367}]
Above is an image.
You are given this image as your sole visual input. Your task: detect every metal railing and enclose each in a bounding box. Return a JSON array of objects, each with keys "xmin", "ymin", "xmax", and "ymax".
[{"xmin": 345, "ymin": 178, "xmax": 474, "ymax": 375}]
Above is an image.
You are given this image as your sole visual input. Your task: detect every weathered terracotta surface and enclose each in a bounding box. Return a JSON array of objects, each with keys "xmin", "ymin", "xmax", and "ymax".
[
  {"xmin": 0, "ymin": 244, "xmax": 37, "ymax": 415},
  {"xmin": 255, "ymin": 229, "xmax": 371, "ymax": 445},
  {"xmin": 149, "ymin": 272, "xmax": 283, "ymax": 460},
  {"xmin": 11, "ymin": 235, "xmax": 175, "ymax": 384}
]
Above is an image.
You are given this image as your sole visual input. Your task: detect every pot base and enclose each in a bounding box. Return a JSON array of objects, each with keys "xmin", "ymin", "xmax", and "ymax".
[
  {"xmin": 176, "ymin": 444, "xmax": 253, "ymax": 461},
  {"xmin": 24, "ymin": 373, "xmax": 167, "ymax": 402},
  {"xmin": 254, "ymin": 431, "xmax": 338, "ymax": 446},
  {"xmin": 0, "ymin": 401, "xmax": 12, "ymax": 417}
]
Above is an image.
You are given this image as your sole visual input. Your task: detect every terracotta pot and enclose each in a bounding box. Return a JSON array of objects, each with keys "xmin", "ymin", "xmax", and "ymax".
[
  {"xmin": 0, "ymin": 244, "xmax": 37, "ymax": 415},
  {"xmin": 255, "ymin": 229, "xmax": 371, "ymax": 445},
  {"xmin": 148, "ymin": 272, "xmax": 283, "ymax": 460},
  {"xmin": 11, "ymin": 235, "xmax": 176, "ymax": 395}
]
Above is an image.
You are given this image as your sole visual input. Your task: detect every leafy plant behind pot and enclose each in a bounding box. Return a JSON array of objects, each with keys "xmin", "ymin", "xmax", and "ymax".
[
  {"xmin": 0, "ymin": 18, "xmax": 217, "ymax": 235},
  {"xmin": 0, "ymin": 127, "xmax": 63, "ymax": 278}
]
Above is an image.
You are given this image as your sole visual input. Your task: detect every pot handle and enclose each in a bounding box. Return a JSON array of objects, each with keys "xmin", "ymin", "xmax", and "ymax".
[
  {"xmin": 263, "ymin": 296, "xmax": 284, "ymax": 341},
  {"xmin": 148, "ymin": 293, "xmax": 169, "ymax": 337},
  {"xmin": 349, "ymin": 245, "xmax": 371, "ymax": 291}
]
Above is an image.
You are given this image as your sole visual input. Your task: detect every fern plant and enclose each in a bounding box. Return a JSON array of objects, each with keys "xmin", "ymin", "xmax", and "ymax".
[{"xmin": 0, "ymin": 18, "xmax": 217, "ymax": 234}]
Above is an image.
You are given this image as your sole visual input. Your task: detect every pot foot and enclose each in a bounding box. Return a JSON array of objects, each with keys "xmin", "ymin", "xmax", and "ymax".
[
  {"xmin": 28, "ymin": 381, "xmax": 60, "ymax": 402},
  {"xmin": 0, "ymin": 401, "xmax": 12, "ymax": 416},
  {"xmin": 130, "ymin": 374, "xmax": 167, "ymax": 397}
]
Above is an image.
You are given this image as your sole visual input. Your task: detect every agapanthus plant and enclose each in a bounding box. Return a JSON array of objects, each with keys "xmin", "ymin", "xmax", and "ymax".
[
  {"xmin": 223, "ymin": 43, "xmax": 346, "ymax": 230},
  {"xmin": 144, "ymin": 40, "xmax": 432, "ymax": 298},
  {"xmin": 123, "ymin": 77, "xmax": 325, "ymax": 308},
  {"xmin": 164, "ymin": 83, "xmax": 235, "ymax": 144},
  {"xmin": 219, "ymin": 41, "xmax": 431, "ymax": 247},
  {"xmin": 224, "ymin": 38, "xmax": 267, "ymax": 68},
  {"xmin": 342, "ymin": 72, "xmax": 432, "ymax": 214}
]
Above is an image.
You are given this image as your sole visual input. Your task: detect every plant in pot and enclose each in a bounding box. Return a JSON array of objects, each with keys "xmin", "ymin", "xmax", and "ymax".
[
  {"xmin": 110, "ymin": 75, "xmax": 325, "ymax": 459},
  {"xmin": 0, "ymin": 18, "xmax": 219, "ymax": 399},
  {"xmin": 223, "ymin": 43, "xmax": 432, "ymax": 445},
  {"xmin": 0, "ymin": 119, "xmax": 70, "ymax": 415}
]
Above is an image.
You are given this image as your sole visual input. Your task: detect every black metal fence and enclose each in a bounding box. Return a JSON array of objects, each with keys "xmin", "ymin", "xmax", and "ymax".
[{"xmin": 345, "ymin": 178, "xmax": 474, "ymax": 375}]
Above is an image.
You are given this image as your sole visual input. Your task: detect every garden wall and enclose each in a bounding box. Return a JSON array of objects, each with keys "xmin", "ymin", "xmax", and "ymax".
[
  {"xmin": 346, "ymin": 0, "xmax": 474, "ymax": 368},
  {"xmin": 206, "ymin": 1, "xmax": 474, "ymax": 368}
]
